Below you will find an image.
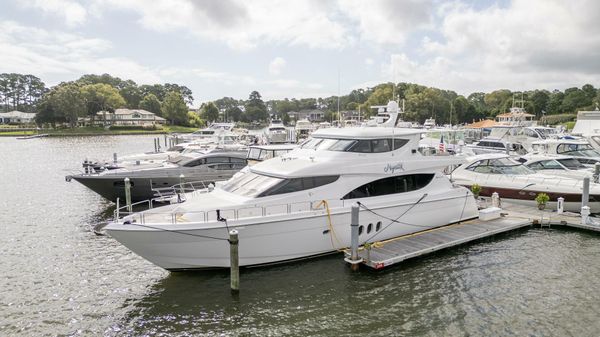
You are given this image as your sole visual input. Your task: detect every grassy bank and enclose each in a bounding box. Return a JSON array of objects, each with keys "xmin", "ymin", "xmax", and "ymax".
[{"xmin": 0, "ymin": 125, "xmax": 198, "ymax": 137}]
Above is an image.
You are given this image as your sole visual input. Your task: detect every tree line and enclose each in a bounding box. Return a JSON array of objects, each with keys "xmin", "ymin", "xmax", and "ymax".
[{"xmin": 2, "ymin": 72, "xmax": 599, "ymax": 126}]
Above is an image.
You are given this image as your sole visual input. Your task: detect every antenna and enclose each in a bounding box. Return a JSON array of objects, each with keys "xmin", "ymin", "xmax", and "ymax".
[{"xmin": 337, "ymin": 68, "xmax": 341, "ymax": 126}]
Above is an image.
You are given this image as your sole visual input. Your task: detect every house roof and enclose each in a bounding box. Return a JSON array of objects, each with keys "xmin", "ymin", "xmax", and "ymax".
[
  {"xmin": 0, "ymin": 110, "xmax": 36, "ymax": 118},
  {"xmin": 465, "ymin": 119, "xmax": 497, "ymax": 128}
]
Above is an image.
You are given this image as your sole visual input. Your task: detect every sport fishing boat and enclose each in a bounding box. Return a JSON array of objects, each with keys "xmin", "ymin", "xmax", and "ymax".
[
  {"xmin": 105, "ymin": 127, "xmax": 478, "ymax": 270},
  {"xmin": 451, "ymin": 153, "xmax": 600, "ymax": 212},
  {"xmin": 68, "ymin": 151, "xmax": 248, "ymax": 202}
]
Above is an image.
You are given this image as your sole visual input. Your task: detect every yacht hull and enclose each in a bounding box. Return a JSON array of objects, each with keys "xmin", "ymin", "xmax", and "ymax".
[
  {"xmin": 106, "ymin": 192, "xmax": 478, "ymax": 270},
  {"xmin": 71, "ymin": 172, "xmax": 231, "ymax": 202}
]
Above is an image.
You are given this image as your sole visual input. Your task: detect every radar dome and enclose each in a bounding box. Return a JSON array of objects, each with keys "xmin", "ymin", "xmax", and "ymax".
[{"xmin": 386, "ymin": 100, "xmax": 399, "ymax": 112}]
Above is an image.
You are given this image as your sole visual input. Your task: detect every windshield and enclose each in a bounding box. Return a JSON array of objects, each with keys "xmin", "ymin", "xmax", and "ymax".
[
  {"xmin": 536, "ymin": 128, "xmax": 556, "ymax": 139},
  {"xmin": 221, "ymin": 172, "xmax": 283, "ymax": 197},
  {"xmin": 467, "ymin": 157, "xmax": 535, "ymax": 175},
  {"xmin": 557, "ymin": 158, "xmax": 587, "ymax": 169},
  {"xmin": 557, "ymin": 143, "xmax": 600, "ymax": 157}
]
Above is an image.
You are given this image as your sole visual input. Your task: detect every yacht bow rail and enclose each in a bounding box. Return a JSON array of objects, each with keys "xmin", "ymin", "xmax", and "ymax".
[{"xmin": 118, "ymin": 199, "xmax": 348, "ymax": 225}]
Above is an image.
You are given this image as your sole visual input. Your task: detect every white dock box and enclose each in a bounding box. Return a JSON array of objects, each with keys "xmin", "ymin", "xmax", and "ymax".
[{"xmin": 478, "ymin": 207, "xmax": 502, "ymax": 221}]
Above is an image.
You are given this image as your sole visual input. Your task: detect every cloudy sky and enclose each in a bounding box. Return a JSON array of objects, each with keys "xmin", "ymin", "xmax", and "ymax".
[{"xmin": 1, "ymin": 0, "xmax": 599, "ymax": 106}]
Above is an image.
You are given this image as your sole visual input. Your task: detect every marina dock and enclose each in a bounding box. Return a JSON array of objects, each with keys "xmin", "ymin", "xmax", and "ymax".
[{"xmin": 346, "ymin": 201, "xmax": 600, "ymax": 270}]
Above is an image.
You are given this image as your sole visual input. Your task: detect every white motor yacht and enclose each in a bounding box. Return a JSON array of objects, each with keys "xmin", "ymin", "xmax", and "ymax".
[
  {"xmin": 451, "ymin": 153, "xmax": 600, "ymax": 212},
  {"xmin": 465, "ymin": 137, "xmax": 527, "ymax": 155},
  {"xmin": 105, "ymin": 127, "xmax": 478, "ymax": 270}
]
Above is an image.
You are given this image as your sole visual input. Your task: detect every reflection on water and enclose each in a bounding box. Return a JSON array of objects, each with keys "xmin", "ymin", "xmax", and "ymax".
[{"xmin": 1, "ymin": 136, "xmax": 600, "ymax": 336}]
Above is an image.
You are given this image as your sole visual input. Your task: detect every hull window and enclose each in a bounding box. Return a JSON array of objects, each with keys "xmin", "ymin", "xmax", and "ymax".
[{"xmin": 342, "ymin": 174, "xmax": 434, "ymax": 199}]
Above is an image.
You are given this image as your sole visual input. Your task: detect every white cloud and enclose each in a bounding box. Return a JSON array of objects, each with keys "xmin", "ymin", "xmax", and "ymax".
[
  {"xmin": 18, "ymin": 0, "xmax": 87, "ymax": 27},
  {"xmin": 268, "ymin": 57, "xmax": 286, "ymax": 75},
  {"xmin": 0, "ymin": 21, "xmax": 161, "ymax": 85},
  {"xmin": 341, "ymin": 0, "xmax": 433, "ymax": 45},
  {"xmin": 383, "ymin": 0, "xmax": 600, "ymax": 94},
  {"xmin": 95, "ymin": 0, "xmax": 351, "ymax": 50}
]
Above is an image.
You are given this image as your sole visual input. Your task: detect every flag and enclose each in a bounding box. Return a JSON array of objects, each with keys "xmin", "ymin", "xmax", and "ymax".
[{"xmin": 438, "ymin": 134, "xmax": 445, "ymax": 153}]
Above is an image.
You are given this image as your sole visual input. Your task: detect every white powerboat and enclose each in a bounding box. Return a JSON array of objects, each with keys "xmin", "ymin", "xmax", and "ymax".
[
  {"xmin": 265, "ymin": 120, "xmax": 288, "ymax": 143},
  {"xmin": 105, "ymin": 127, "xmax": 478, "ymax": 270},
  {"xmin": 246, "ymin": 144, "xmax": 298, "ymax": 165},
  {"xmin": 531, "ymin": 138, "xmax": 600, "ymax": 166},
  {"xmin": 451, "ymin": 153, "xmax": 600, "ymax": 212}
]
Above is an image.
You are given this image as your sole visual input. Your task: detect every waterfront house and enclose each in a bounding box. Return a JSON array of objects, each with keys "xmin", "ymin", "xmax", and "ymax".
[
  {"xmin": 287, "ymin": 109, "xmax": 325, "ymax": 122},
  {"xmin": 94, "ymin": 109, "xmax": 167, "ymax": 126},
  {"xmin": 0, "ymin": 110, "xmax": 37, "ymax": 124}
]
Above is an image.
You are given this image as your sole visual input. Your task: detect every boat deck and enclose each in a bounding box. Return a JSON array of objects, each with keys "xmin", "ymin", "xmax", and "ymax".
[{"xmin": 346, "ymin": 201, "xmax": 600, "ymax": 270}]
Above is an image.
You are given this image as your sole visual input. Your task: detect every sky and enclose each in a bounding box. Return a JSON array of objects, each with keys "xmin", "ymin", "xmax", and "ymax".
[{"xmin": 1, "ymin": 0, "xmax": 599, "ymax": 107}]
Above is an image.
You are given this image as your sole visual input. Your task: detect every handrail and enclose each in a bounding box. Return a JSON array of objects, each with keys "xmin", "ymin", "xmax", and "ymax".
[{"xmin": 120, "ymin": 198, "xmax": 347, "ymax": 225}]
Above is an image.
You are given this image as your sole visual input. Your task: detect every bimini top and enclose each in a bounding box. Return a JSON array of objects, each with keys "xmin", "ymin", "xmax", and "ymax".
[{"xmin": 311, "ymin": 127, "xmax": 423, "ymax": 139}]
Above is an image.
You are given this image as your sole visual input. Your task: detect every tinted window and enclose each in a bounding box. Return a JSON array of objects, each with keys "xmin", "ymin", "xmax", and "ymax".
[
  {"xmin": 348, "ymin": 140, "xmax": 372, "ymax": 153},
  {"xmin": 342, "ymin": 174, "xmax": 434, "ymax": 199},
  {"xmin": 183, "ymin": 158, "xmax": 206, "ymax": 167},
  {"xmin": 205, "ymin": 156, "xmax": 229, "ymax": 164},
  {"xmin": 259, "ymin": 175, "xmax": 339, "ymax": 197}
]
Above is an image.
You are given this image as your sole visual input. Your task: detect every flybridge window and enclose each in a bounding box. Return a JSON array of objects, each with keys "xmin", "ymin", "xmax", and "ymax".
[
  {"xmin": 259, "ymin": 175, "xmax": 340, "ymax": 197},
  {"xmin": 300, "ymin": 137, "xmax": 409, "ymax": 152},
  {"xmin": 342, "ymin": 174, "xmax": 434, "ymax": 199}
]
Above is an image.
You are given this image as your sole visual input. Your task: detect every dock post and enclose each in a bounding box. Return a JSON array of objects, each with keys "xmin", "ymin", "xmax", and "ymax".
[
  {"xmin": 491, "ymin": 192, "xmax": 500, "ymax": 208},
  {"xmin": 113, "ymin": 152, "xmax": 117, "ymax": 164},
  {"xmin": 124, "ymin": 177, "xmax": 132, "ymax": 212},
  {"xmin": 153, "ymin": 138, "xmax": 158, "ymax": 152},
  {"xmin": 582, "ymin": 177, "xmax": 590, "ymax": 209},
  {"xmin": 595, "ymin": 163, "xmax": 600, "ymax": 183},
  {"xmin": 557, "ymin": 197, "xmax": 564, "ymax": 214},
  {"xmin": 179, "ymin": 174, "xmax": 185, "ymax": 194},
  {"xmin": 581, "ymin": 206, "xmax": 591, "ymax": 225},
  {"xmin": 344, "ymin": 203, "xmax": 363, "ymax": 271},
  {"xmin": 164, "ymin": 134, "xmax": 167, "ymax": 147},
  {"xmin": 229, "ymin": 229, "xmax": 239, "ymax": 292}
]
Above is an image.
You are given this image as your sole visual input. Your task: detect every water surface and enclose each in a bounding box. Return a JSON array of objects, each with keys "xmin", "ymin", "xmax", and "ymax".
[{"xmin": 1, "ymin": 135, "xmax": 599, "ymax": 336}]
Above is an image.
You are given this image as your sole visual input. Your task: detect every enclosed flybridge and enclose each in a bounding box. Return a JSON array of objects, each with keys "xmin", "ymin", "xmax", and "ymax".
[{"xmin": 106, "ymin": 126, "xmax": 478, "ymax": 270}]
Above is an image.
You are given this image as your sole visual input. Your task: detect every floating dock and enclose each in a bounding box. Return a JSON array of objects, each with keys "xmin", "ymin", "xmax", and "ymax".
[{"xmin": 345, "ymin": 201, "xmax": 600, "ymax": 270}]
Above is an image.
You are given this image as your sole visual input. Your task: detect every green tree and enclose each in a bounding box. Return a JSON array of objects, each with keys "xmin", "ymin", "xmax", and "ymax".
[
  {"xmin": 225, "ymin": 106, "xmax": 243, "ymax": 122},
  {"xmin": 139, "ymin": 93, "xmax": 162, "ymax": 115},
  {"xmin": 187, "ymin": 111, "xmax": 205, "ymax": 128},
  {"xmin": 80, "ymin": 83, "xmax": 126, "ymax": 124},
  {"xmin": 201, "ymin": 102, "xmax": 220, "ymax": 123},
  {"xmin": 484, "ymin": 89, "xmax": 512, "ymax": 116},
  {"xmin": 162, "ymin": 91, "xmax": 188, "ymax": 125},
  {"xmin": 245, "ymin": 91, "xmax": 268, "ymax": 121},
  {"xmin": 45, "ymin": 83, "xmax": 86, "ymax": 127}
]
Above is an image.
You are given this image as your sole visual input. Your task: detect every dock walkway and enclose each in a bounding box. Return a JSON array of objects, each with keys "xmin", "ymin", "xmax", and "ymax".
[{"xmin": 346, "ymin": 201, "xmax": 600, "ymax": 270}]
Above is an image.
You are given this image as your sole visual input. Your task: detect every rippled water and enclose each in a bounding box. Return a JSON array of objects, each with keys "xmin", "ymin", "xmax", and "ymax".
[{"xmin": 1, "ymin": 135, "xmax": 600, "ymax": 336}]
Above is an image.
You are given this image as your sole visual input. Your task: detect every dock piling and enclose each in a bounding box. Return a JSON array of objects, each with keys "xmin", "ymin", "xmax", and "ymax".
[
  {"xmin": 124, "ymin": 177, "xmax": 132, "ymax": 212},
  {"xmin": 164, "ymin": 134, "xmax": 167, "ymax": 148},
  {"xmin": 344, "ymin": 203, "xmax": 363, "ymax": 271},
  {"xmin": 113, "ymin": 152, "xmax": 117, "ymax": 164},
  {"xmin": 229, "ymin": 230, "xmax": 239, "ymax": 292},
  {"xmin": 583, "ymin": 177, "xmax": 590, "ymax": 209}
]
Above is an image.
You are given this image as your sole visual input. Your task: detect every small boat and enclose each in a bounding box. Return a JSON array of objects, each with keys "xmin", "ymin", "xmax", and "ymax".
[
  {"xmin": 451, "ymin": 153, "xmax": 600, "ymax": 212},
  {"xmin": 246, "ymin": 144, "xmax": 298, "ymax": 165}
]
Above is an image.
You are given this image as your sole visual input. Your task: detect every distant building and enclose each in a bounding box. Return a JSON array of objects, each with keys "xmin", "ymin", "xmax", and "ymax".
[
  {"xmin": 93, "ymin": 109, "xmax": 167, "ymax": 126},
  {"xmin": 287, "ymin": 109, "xmax": 325, "ymax": 122},
  {"xmin": 0, "ymin": 110, "xmax": 37, "ymax": 124}
]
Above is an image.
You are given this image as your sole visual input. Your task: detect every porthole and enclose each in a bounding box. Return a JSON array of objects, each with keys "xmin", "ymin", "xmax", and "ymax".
[
  {"xmin": 358, "ymin": 225, "xmax": 364, "ymax": 235},
  {"xmin": 376, "ymin": 221, "xmax": 382, "ymax": 231},
  {"xmin": 367, "ymin": 223, "xmax": 373, "ymax": 234}
]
